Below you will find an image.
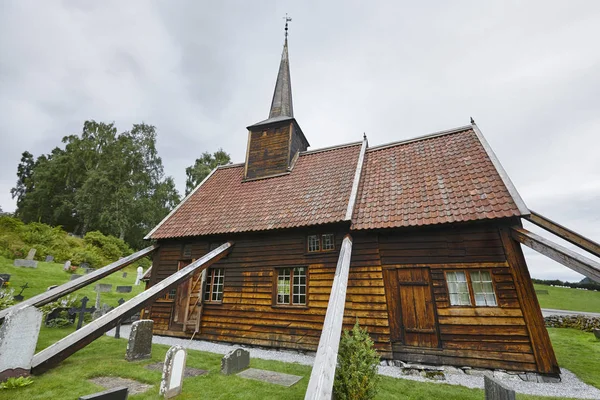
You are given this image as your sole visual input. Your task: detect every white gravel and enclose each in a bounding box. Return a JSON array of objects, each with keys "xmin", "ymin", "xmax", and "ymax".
[{"xmin": 107, "ymin": 324, "xmax": 600, "ymax": 399}]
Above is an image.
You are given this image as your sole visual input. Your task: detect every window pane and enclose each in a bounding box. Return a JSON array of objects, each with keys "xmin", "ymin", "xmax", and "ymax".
[
  {"xmin": 470, "ymin": 270, "xmax": 496, "ymax": 307},
  {"xmin": 447, "ymin": 271, "xmax": 471, "ymax": 306},
  {"xmin": 322, "ymin": 234, "xmax": 335, "ymax": 251},
  {"xmin": 308, "ymin": 235, "xmax": 320, "ymax": 252},
  {"xmin": 292, "ymin": 267, "xmax": 307, "ymax": 305},
  {"xmin": 278, "ymin": 268, "xmax": 291, "ymax": 304}
]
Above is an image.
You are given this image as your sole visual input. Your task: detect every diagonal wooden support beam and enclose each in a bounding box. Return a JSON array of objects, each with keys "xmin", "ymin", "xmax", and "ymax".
[
  {"xmin": 524, "ymin": 210, "xmax": 600, "ymax": 258},
  {"xmin": 305, "ymin": 234, "xmax": 353, "ymax": 400},
  {"xmin": 511, "ymin": 227, "xmax": 600, "ymax": 282},
  {"xmin": 31, "ymin": 242, "xmax": 233, "ymax": 375},
  {"xmin": 0, "ymin": 245, "xmax": 158, "ymax": 323}
]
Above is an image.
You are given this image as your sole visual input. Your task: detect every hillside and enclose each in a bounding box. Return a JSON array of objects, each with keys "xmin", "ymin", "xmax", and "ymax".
[{"xmin": 534, "ymin": 283, "xmax": 600, "ymax": 313}]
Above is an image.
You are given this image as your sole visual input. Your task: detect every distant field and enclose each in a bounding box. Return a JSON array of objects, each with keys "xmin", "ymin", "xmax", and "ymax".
[
  {"xmin": 0, "ymin": 256, "xmax": 145, "ymax": 307},
  {"xmin": 534, "ymin": 283, "xmax": 600, "ymax": 313}
]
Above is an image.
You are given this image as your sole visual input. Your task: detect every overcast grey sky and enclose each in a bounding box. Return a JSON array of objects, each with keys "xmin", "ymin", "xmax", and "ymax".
[{"xmin": 1, "ymin": 1, "xmax": 598, "ymax": 281}]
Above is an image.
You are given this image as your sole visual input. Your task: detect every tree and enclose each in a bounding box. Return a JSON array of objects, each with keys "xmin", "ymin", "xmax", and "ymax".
[
  {"xmin": 185, "ymin": 149, "xmax": 231, "ymax": 195},
  {"xmin": 11, "ymin": 120, "xmax": 180, "ymax": 248}
]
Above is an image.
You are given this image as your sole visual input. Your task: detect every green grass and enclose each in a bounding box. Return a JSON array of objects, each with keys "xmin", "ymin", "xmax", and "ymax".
[
  {"xmin": 548, "ymin": 327, "xmax": 600, "ymax": 388},
  {"xmin": 0, "ymin": 255, "xmax": 144, "ymax": 306},
  {"xmin": 534, "ymin": 283, "xmax": 600, "ymax": 313},
  {"xmin": 0, "ymin": 327, "xmax": 593, "ymax": 399}
]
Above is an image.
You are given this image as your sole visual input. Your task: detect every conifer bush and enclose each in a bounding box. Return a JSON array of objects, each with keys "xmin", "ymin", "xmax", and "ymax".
[{"xmin": 333, "ymin": 320, "xmax": 381, "ymax": 400}]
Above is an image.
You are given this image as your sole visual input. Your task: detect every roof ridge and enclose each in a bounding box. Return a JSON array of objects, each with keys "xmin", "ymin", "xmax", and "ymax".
[
  {"xmin": 217, "ymin": 162, "xmax": 245, "ymax": 170},
  {"xmin": 300, "ymin": 140, "xmax": 362, "ymax": 156},
  {"xmin": 367, "ymin": 125, "xmax": 473, "ymax": 152}
]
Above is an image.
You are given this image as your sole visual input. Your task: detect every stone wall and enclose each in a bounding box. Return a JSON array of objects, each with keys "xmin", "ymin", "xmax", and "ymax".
[{"xmin": 544, "ymin": 315, "xmax": 600, "ymax": 332}]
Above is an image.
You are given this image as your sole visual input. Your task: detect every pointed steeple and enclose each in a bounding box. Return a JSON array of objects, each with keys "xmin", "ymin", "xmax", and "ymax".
[{"xmin": 268, "ymin": 18, "xmax": 293, "ymax": 119}]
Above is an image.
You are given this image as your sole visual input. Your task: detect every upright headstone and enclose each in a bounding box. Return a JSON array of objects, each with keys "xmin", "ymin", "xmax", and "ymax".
[
  {"xmin": 0, "ymin": 306, "xmax": 43, "ymax": 381},
  {"xmin": 221, "ymin": 348, "xmax": 250, "ymax": 375},
  {"xmin": 95, "ymin": 284, "xmax": 113, "ymax": 293},
  {"xmin": 125, "ymin": 320, "xmax": 154, "ymax": 361},
  {"xmin": 78, "ymin": 386, "xmax": 129, "ymax": 400},
  {"xmin": 64, "ymin": 260, "xmax": 72, "ymax": 271},
  {"xmin": 135, "ymin": 267, "xmax": 144, "ymax": 286},
  {"xmin": 116, "ymin": 286, "xmax": 132, "ymax": 293},
  {"xmin": 122, "ymin": 272, "xmax": 128, "ymax": 278},
  {"xmin": 93, "ymin": 291, "xmax": 102, "ymax": 319},
  {"xmin": 26, "ymin": 248, "xmax": 37, "ymax": 260},
  {"xmin": 45, "ymin": 255, "xmax": 54, "ymax": 262},
  {"xmin": 594, "ymin": 328, "xmax": 600, "ymax": 340},
  {"xmin": 159, "ymin": 345, "xmax": 187, "ymax": 398},
  {"xmin": 114, "ymin": 298, "xmax": 126, "ymax": 339},
  {"xmin": 484, "ymin": 376, "xmax": 516, "ymax": 400},
  {"xmin": 80, "ymin": 262, "xmax": 90, "ymax": 269}
]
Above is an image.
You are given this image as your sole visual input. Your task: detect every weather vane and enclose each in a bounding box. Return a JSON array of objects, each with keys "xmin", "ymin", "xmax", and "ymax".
[{"xmin": 283, "ymin": 13, "xmax": 292, "ymax": 38}]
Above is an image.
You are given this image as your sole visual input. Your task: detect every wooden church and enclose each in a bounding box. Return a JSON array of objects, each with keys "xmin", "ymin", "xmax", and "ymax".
[{"xmin": 143, "ymin": 31, "xmax": 559, "ymax": 376}]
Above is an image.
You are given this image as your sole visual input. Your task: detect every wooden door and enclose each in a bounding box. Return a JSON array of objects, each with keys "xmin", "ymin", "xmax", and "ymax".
[
  {"xmin": 385, "ymin": 267, "xmax": 440, "ymax": 348},
  {"xmin": 172, "ymin": 260, "xmax": 192, "ymax": 327}
]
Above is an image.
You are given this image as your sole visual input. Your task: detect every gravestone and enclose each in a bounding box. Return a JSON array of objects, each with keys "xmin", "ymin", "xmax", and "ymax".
[
  {"xmin": 79, "ymin": 386, "xmax": 129, "ymax": 400},
  {"xmin": 122, "ymin": 272, "xmax": 128, "ymax": 278},
  {"xmin": 221, "ymin": 348, "xmax": 250, "ymax": 375},
  {"xmin": 13, "ymin": 259, "xmax": 38, "ymax": 268},
  {"xmin": 125, "ymin": 320, "xmax": 154, "ymax": 361},
  {"xmin": 237, "ymin": 368, "xmax": 303, "ymax": 387},
  {"xmin": 0, "ymin": 306, "xmax": 43, "ymax": 381},
  {"xmin": 26, "ymin": 248, "xmax": 37, "ymax": 260},
  {"xmin": 71, "ymin": 274, "xmax": 82, "ymax": 281},
  {"xmin": 159, "ymin": 345, "xmax": 187, "ymax": 398},
  {"xmin": 64, "ymin": 260, "xmax": 72, "ymax": 271},
  {"xmin": 484, "ymin": 376, "xmax": 516, "ymax": 400},
  {"xmin": 116, "ymin": 286, "xmax": 132, "ymax": 293},
  {"xmin": 96, "ymin": 284, "xmax": 113, "ymax": 293},
  {"xmin": 69, "ymin": 296, "xmax": 96, "ymax": 330},
  {"xmin": 114, "ymin": 299, "xmax": 126, "ymax": 339},
  {"xmin": 80, "ymin": 262, "xmax": 91, "ymax": 269},
  {"xmin": 594, "ymin": 329, "xmax": 600, "ymax": 340},
  {"xmin": 13, "ymin": 282, "xmax": 29, "ymax": 302},
  {"xmin": 135, "ymin": 267, "xmax": 144, "ymax": 285},
  {"xmin": 45, "ymin": 255, "xmax": 54, "ymax": 262},
  {"xmin": 0, "ymin": 274, "xmax": 10, "ymax": 286}
]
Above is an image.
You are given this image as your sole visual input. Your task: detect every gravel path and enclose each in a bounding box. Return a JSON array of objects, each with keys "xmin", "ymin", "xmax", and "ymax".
[{"xmin": 107, "ymin": 325, "xmax": 600, "ymax": 399}]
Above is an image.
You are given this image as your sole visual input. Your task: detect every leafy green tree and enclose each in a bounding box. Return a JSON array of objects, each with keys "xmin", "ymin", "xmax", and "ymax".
[{"xmin": 185, "ymin": 149, "xmax": 231, "ymax": 195}]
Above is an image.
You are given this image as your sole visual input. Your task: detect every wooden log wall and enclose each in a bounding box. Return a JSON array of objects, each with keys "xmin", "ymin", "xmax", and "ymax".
[
  {"xmin": 148, "ymin": 220, "xmax": 558, "ymax": 374},
  {"xmin": 245, "ymin": 123, "xmax": 291, "ymax": 179}
]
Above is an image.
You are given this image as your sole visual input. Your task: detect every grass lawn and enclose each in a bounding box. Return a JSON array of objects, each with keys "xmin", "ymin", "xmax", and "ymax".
[
  {"xmin": 0, "ymin": 255, "xmax": 145, "ymax": 306},
  {"xmin": 534, "ymin": 283, "xmax": 600, "ymax": 313},
  {"xmin": 0, "ymin": 327, "xmax": 593, "ymax": 400}
]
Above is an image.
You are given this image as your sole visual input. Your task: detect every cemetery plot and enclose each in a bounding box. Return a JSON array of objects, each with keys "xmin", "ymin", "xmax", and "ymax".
[
  {"xmin": 87, "ymin": 377, "xmax": 151, "ymax": 396},
  {"xmin": 79, "ymin": 386, "xmax": 128, "ymax": 400},
  {"xmin": 237, "ymin": 368, "xmax": 303, "ymax": 387}
]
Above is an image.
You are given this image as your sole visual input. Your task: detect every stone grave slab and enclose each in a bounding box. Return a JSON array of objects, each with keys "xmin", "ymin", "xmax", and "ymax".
[
  {"xmin": 145, "ymin": 362, "xmax": 207, "ymax": 378},
  {"xmin": 26, "ymin": 248, "xmax": 37, "ymax": 260},
  {"xmin": 237, "ymin": 368, "xmax": 302, "ymax": 387},
  {"xmin": 88, "ymin": 377, "xmax": 151, "ymax": 395},
  {"xmin": 79, "ymin": 386, "xmax": 128, "ymax": 400},
  {"xmin": 71, "ymin": 274, "xmax": 82, "ymax": 281},
  {"xmin": 13, "ymin": 259, "xmax": 38, "ymax": 268},
  {"xmin": 45, "ymin": 255, "xmax": 54, "ymax": 262},
  {"xmin": 95, "ymin": 284, "xmax": 113, "ymax": 293},
  {"xmin": 160, "ymin": 345, "xmax": 187, "ymax": 398},
  {"xmin": 116, "ymin": 286, "xmax": 132, "ymax": 293},
  {"xmin": 64, "ymin": 260, "xmax": 72, "ymax": 271},
  {"xmin": 221, "ymin": 348, "xmax": 250, "ymax": 375},
  {"xmin": 484, "ymin": 375, "xmax": 516, "ymax": 400},
  {"xmin": 0, "ymin": 306, "xmax": 43, "ymax": 380},
  {"xmin": 125, "ymin": 320, "xmax": 153, "ymax": 361}
]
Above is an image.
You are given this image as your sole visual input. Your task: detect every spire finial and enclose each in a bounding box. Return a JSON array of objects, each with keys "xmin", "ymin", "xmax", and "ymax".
[
  {"xmin": 283, "ymin": 13, "xmax": 292, "ymax": 39},
  {"xmin": 470, "ymin": 116, "xmax": 475, "ymax": 124}
]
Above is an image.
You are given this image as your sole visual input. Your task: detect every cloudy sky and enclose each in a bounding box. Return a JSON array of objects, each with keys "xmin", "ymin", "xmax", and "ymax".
[{"xmin": 1, "ymin": 1, "xmax": 598, "ymax": 281}]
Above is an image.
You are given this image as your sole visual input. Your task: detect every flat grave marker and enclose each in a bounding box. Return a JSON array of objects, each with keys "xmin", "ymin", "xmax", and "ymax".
[
  {"xmin": 95, "ymin": 284, "xmax": 113, "ymax": 293},
  {"xmin": 87, "ymin": 377, "xmax": 151, "ymax": 396},
  {"xmin": 0, "ymin": 306, "xmax": 43, "ymax": 381},
  {"xmin": 13, "ymin": 259, "xmax": 37, "ymax": 268},
  {"xmin": 159, "ymin": 345, "xmax": 187, "ymax": 398},
  {"xmin": 125, "ymin": 320, "xmax": 153, "ymax": 361},
  {"xmin": 116, "ymin": 286, "xmax": 132, "ymax": 293},
  {"xmin": 79, "ymin": 386, "xmax": 128, "ymax": 400},
  {"xmin": 45, "ymin": 255, "xmax": 54, "ymax": 262},
  {"xmin": 237, "ymin": 368, "xmax": 303, "ymax": 387},
  {"xmin": 221, "ymin": 348, "xmax": 250, "ymax": 375}
]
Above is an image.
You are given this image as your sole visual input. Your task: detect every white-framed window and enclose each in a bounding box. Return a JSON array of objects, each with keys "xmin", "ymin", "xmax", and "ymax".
[
  {"xmin": 446, "ymin": 271, "xmax": 471, "ymax": 306},
  {"xmin": 470, "ymin": 270, "xmax": 498, "ymax": 306},
  {"xmin": 204, "ymin": 268, "xmax": 225, "ymax": 302},
  {"xmin": 277, "ymin": 267, "xmax": 306, "ymax": 305},
  {"xmin": 307, "ymin": 234, "xmax": 335, "ymax": 252}
]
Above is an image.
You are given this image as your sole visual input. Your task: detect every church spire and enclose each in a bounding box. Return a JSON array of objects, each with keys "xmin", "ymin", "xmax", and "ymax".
[{"xmin": 268, "ymin": 15, "xmax": 293, "ymax": 119}]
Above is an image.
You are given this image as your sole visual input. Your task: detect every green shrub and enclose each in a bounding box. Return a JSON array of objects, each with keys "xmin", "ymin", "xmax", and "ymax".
[
  {"xmin": 0, "ymin": 289, "xmax": 15, "ymax": 311},
  {"xmin": 46, "ymin": 310, "xmax": 74, "ymax": 328},
  {"xmin": 0, "ymin": 376, "xmax": 34, "ymax": 389},
  {"xmin": 333, "ymin": 320, "xmax": 381, "ymax": 400},
  {"xmin": 39, "ymin": 294, "xmax": 78, "ymax": 318}
]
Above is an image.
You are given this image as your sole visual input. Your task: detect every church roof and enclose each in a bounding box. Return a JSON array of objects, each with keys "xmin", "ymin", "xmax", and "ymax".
[{"xmin": 146, "ymin": 124, "xmax": 527, "ymax": 240}]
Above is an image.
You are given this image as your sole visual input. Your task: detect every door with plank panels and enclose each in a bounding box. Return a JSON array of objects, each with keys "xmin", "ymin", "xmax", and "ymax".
[
  {"xmin": 385, "ymin": 267, "xmax": 440, "ymax": 348},
  {"xmin": 172, "ymin": 260, "xmax": 192, "ymax": 328}
]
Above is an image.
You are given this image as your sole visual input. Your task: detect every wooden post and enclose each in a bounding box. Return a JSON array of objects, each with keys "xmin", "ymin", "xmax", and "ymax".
[
  {"xmin": 305, "ymin": 235, "xmax": 353, "ymax": 400},
  {"xmin": 31, "ymin": 242, "xmax": 233, "ymax": 375}
]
